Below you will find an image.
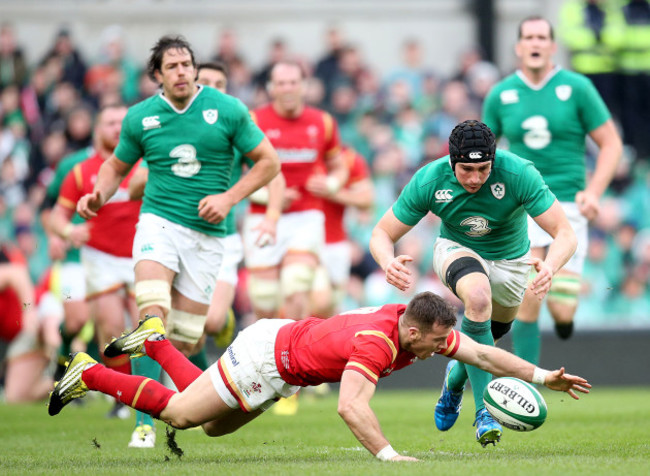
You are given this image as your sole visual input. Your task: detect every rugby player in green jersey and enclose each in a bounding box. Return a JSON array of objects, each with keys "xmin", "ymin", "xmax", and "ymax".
[
  {"xmin": 370, "ymin": 120, "xmax": 577, "ymax": 446},
  {"xmin": 482, "ymin": 16, "xmax": 622, "ymax": 365},
  {"xmin": 76, "ymin": 36, "xmax": 280, "ymax": 448}
]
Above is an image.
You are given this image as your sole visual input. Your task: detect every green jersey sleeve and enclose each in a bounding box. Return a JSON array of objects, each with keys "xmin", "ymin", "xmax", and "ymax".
[
  {"xmin": 578, "ymin": 77, "xmax": 611, "ymax": 133},
  {"xmin": 114, "ymin": 109, "xmax": 144, "ymax": 164},
  {"xmin": 229, "ymin": 99, "xmax": 266, "ymax": 155},
  {"xmin": 392, "ymin": 167, "xmax": 435, "ymax": 226},
  {"xmin": 516, "ymin": 161, "xmax": 556, "ymax": 218}
]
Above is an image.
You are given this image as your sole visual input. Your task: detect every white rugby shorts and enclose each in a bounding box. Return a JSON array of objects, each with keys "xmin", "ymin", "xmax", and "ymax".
[
  {"xmin": 243, "ymin": 210, "xmax": 324, "ymax": 269},
  {"xmin": 433, "ymin": 237, "xmax": 531, "ymax": 308},
  {"xmin": 80, "ymin": 246, "xmax": 135, "ymax": 298},
  {"xmin": 208, "ymin": 318, "xmax": 300, "ymax": 412},
  {"xmin": 216, "ymin": 233, "xmax": 243, "ymax": 286},
  {"xmin": 132, "ymin": 213, "xmax": 224, "ymax": 304},
  {"xmin": 528, "ymin": 201, "xmax": 587, "ymax": 274}
]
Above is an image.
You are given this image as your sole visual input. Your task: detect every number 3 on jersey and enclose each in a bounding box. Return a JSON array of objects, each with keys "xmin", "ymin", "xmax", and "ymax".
[
  {"xmin": 461, "ymin": 216, "xmax": 491, "ymax": 237},
  {"xmin": 522, "ymin": 115, "xmax": 551, "ymax": 150},
  {"xmin": 170, "ymin": 144, "xmax": 201, "ymax": 177}
]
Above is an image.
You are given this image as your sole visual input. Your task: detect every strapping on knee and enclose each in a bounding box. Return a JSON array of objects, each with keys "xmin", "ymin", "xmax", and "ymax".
[
  {"xmin": 247, "ymin": 276, "xmax": 281, "ymax": 312},
  {"xmin": 135, "ymin": 280, "xmax": 171, "ymax": 314},
  {"xmin": 280, "ymin": 263, "xmax": 315, "ymax": 297},
  {"xmin": 547, "ymin": 275, "xmax": 580, "ymax": 306},
  {"xmin": 445, "ymin": 256, "xmax": 487, "ymax": 296},
  {"xmin": 166, "ymin": 309, "xmax": 207, "ymax": 344}
]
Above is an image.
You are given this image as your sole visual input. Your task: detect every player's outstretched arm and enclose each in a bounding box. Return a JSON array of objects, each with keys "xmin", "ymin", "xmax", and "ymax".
[
  {"xmin": 453, "ymin": 333, "xmax": 591, "ymax": 399},
  {"xmin": 338, "ymin": 370, "xmax": 417, "ymax": 462}
]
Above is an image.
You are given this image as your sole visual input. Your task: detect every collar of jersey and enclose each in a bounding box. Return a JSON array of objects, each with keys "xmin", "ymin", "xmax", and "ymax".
[
  {"xmin": 515, "ymin": 65, "xmax": 562, "ymax": 91},
  {"xmin": 159, "ymin": 84, "xmax": 204, "ymax": 114}
]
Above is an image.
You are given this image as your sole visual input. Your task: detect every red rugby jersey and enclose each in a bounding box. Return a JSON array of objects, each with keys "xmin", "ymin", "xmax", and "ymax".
[
  {"xmin": 0, "ymin": 246, "xmax": 28, "ymax": 342},
  {"xmin": 274, "ymin": 304, "xmax": 460, "ymax": 386},
  {"xmin": 323, "ymin": 147, "xmax": 371, "ymax": 244},
  {"xmin": 57, "ymin": 153, "xmax": 141, "ymax": 257},
  {"xmin": 250, "ymin": 104, "xmax": 341, "ymax": 214}
]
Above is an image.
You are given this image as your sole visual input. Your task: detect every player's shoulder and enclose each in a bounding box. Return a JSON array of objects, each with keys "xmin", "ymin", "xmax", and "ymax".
[
  {"xmin": 57, "ymin": 147, "xmax": 94, "ymax": 171},
  {"xmin": 554, "ymin": 68, "xmax": 592, "ymax": 87},
  {"xmin": 126, "ymin": 94, "xmax": 161, "ymax": 117},
  {"xmin": 302, "ymin": 105, "xmax": 335, "ymax": 125},
  {"xmin": 493, "ymin": 149, "xmax": 536, "ymax": 177},
  {"xmin": 412, "ymin": 157, "xmax": 454, "ymax": 184}
]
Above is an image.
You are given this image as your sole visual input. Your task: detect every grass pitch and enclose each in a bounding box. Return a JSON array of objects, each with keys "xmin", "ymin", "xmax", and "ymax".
[{"xmin": 0, "ymin": 386, "xmax": 648, "ymax": 476}]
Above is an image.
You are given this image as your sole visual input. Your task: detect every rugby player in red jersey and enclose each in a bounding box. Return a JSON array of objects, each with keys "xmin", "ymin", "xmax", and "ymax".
[{"xmin": 49, "ymin": 291, "xmax": 590, "ymax": 462}]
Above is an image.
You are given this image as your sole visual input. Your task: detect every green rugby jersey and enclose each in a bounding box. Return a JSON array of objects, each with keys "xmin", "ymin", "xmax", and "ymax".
[
  {"xmin": 46, "ymin": 146, "xmax": 94, "ymax": 263},
  {"xmin": 392, "ymin": 150, "xmax": 556, "ymax": 260},
  {"xmin": 115, "ymin": 85, "xmax": 265, "ymax": 236},
  {"xmin": 483, "ymin": 67, "xmax": 610, "ymax": 201}
]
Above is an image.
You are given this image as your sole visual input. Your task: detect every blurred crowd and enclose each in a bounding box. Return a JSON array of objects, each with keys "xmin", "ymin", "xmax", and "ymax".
[{"xmin": 1, "ymin": 2, "xmax": 650, "ymax": 340}]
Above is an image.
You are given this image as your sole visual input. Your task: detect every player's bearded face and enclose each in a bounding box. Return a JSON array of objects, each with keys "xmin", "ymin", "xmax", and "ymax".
[
  {"xmin": 516, "ymin": 20, "xmax": 556, "ymax": 71},
  {"xmin": 97, "ymin": 107, "xmax": 126, "ymax": 152},
  {"xmin": 270, "ymin": 65, "xmax": 305, "ymax": 113},
  {"xmin": 157, "ymin": 48, "xmax": 197, "ymax": 104}
]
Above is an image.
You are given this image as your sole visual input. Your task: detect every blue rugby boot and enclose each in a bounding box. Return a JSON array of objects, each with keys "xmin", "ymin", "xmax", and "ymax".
[
  {"xmin": 474, "ymin": 408, "xmax": 502, "ymax": 447},
  {"xmin": 434, "ymin": 360, "xmax": 464, "ymax": 431}
]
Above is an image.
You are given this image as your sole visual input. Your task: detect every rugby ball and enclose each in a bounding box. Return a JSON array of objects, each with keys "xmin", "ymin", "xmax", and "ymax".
[{"xmin": 483, "ymin": 377, "xmax": 547, "ymax": 431}]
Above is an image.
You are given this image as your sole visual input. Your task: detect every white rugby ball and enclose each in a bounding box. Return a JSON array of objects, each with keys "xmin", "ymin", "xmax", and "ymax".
[{"xmin": 483, "ymin": 377, "xmax": 547, "ymax": 431}]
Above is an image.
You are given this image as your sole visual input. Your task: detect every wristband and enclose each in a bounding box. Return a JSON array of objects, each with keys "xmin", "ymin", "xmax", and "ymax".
[
  {"xmin": 376, "ymin": 444, "xmax": 398, "ymax": 461},
  {"xmin": 325, "ymin": 175, "xmax": 342, "ymax": 194},
  {"xmin": 62, "ymin": 223, "xmax": 74, "ymax": 240},
  {"xmin": 532, "ymin": 367, "xmax": 550, "ymax": 385}
]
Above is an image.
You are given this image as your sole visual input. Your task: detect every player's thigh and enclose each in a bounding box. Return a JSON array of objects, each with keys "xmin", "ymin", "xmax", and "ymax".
[
  {"xmin": 161, "ymin": 371, "xmax": 234, "ymax": 428},
  {"xmin": 487, "ymin": 253, "xmax": 532, "ymax": 309},
  {"xmin": 202, "ymin": 408, "xmax": 265, "ymax": 437}
]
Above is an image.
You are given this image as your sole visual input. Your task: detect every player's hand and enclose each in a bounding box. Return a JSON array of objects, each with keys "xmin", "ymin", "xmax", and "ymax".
[
  {"xmin": 384, "ymin": 255, "xmax": 414, "ymax": 291},
  {"xmin": 77, "ymin": 191, "xmax": 103, "ymax": 219},
  {"xmin": 67, "ymin": 223, "xmax": 91, "ymax": 248},
  {"xmin": 389, "ymin": 454, "xmax": 419, "ymax": 462},
  {"xmin": 47, "ymin": 234, "xmax": 68, "ymax": 260},
  {"xmin": 576, "ymin": 190, "xmax": 599, "ymax": 221},
  {"xmin": 198, "ymin": 193, "xmax": 234, "ymax": 224},
  {"xmin": 543, "ymin": 367, "xmax": 591, "ymax": 400},
  {"xmin": 305, "ymin": 174, "xmax": 331, "ymax": 198},
  {"xmin": 253, "ymin": 217, "xmax": 278, "ymax": 248},
  {"xmin": 527, "ymin": 258, "xmax": 553, "ymax": 299}
]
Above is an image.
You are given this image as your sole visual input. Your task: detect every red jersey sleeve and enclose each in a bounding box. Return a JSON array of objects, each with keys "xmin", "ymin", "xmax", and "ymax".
[
  {"xmin": 57, "ymin": 164, "xmax": 83, "ymax": 210},
  {"xmin": 344, "ymin": 330, "xmax": 396, "ymax": 384},
  {"xmin": 436, "ymin": 330, "xmax": 461, "ymax": 358},
  {"xmin": 347, "ymin": 149, "xmax": 370, "ymax": 186},
  {"xmin": 322, "ymin": 112, "xmax": 342, "ymax": 161}
]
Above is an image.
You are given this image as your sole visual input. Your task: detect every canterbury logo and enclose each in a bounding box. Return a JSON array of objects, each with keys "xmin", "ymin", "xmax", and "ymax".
[
  {"xmin": 469, "ymin": 151, "xmax": 483, "ymax": 159},
  {"xmin": 435, "ymin": 189, "xmax": 453, "ymax": 201},
  {"xmin": 142, "ymin": 116, "xmax": 161, "ymax": 130}
]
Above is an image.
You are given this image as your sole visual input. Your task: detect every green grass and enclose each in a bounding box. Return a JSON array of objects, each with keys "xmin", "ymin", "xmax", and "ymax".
[{"xmin": 1, "ymin": 387, "xmax": 648, "ymax": 475}]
